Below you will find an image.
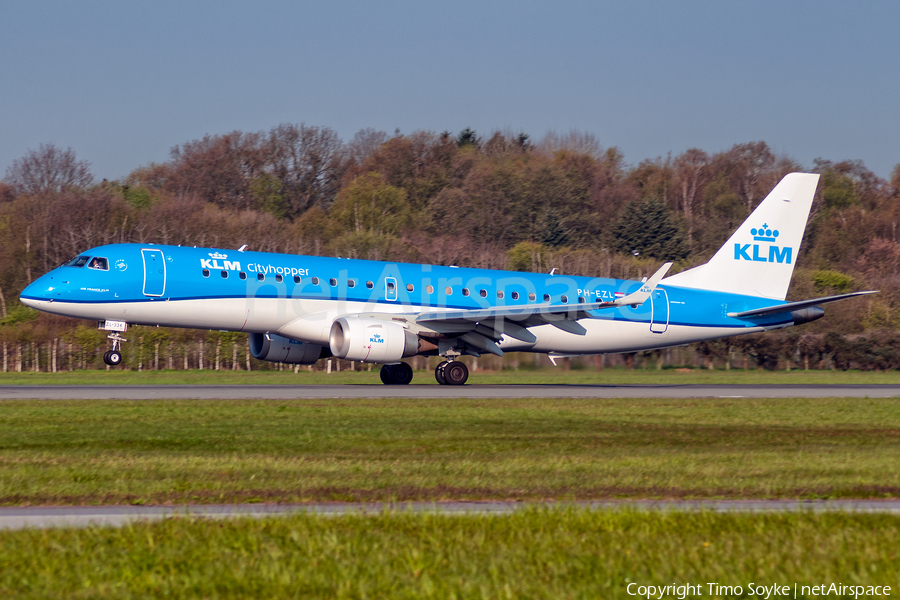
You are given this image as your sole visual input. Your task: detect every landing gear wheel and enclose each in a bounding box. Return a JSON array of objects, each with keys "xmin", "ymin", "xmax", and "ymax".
[
  {"xmin": 434, "ymin": 361, "xmax": 448, "ymax": 385},
  {"xmin": 392, "ymin": 362, "xmax": 413, "ymax": 385},
  {"xmin": 443, "ymin": 361, "xmax": 468, "ymax": 385},
  {"xmin": 101, "ymin": 330, "xmax": 128, "ymax": 367},
  {"xmin": 380, "ymin": 363, "xmax": 413, "ymax": 385}
]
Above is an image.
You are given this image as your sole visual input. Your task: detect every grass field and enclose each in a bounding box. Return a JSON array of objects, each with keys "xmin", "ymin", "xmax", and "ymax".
[
  {"xmin": 2, "ymin": 397, "xmax": 899, "ymax": 505},
  {"xmin": 2, "ymin": 366, "xmax": 900, "ymax": 385},
  {"xmin": 1, "ymin": 509, "xmax": 897, "ymax": 598},
  {"xmin": 4, "ymin": 394, "xmax": 899, "ymax": 597}
]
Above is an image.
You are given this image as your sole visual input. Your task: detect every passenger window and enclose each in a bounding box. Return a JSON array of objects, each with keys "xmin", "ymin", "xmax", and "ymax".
[
  {"xmin": 348, "ymin": 279, "xmax": 356, "ymax": 288},
  {"xmin": 561, "ymin": 295, "xmax": 568, "ymax": 304},
  {"xmin": 221, "ymin": 271, "xmax": 228, "ymax": 279},
  {"xmin": 406, "ymin": 283, "xmax": 414, "ymax": 292},
  {"xmin": 65, "ymin": 256, "xmax": 90, "ymax": 268},
  {"xmin": 257, "ymin": 273, "xmax": 265, "ymax": 281},
  {"xmin": 497, "ymin": 290, "xmax": 504, "ymax": 299},
  {"xmin": 578, "ymin": 297, "xmax": 585, "ymax": 304},
  {"xmin": 511, "ymin": 291, "xmax": 519, "ymax": 300},
  {"xmin": 239, "ymin": 272, "xmax": 247, "ymax": 280},
  {"xmin": 293, "ymin": 275, "xmax": 301, "ymax": 284},
  {"xmin": 426, "ymin": 285, "xmax": 434, "ymax": 294},
  {"xmin": 445, "ymin": 286, "xmax": 452, "ymax": 295},
  {"xmin": 202, "ymin": 269, "xmax": 210, "ymax": 277},
  {"xmin": 462, "ymin": 288, "xmax": 470, "ymax": 297},
  {"xmin": 311, "ymin": 277, "xmax": 319, "ymax": 285},
  {"xmin": 543, "ymin": 294, "xmax": 550, "ymax": 302},
  {"xmin": 479, "ymin": 289, "xmax": 487, "ymax": 298},
  {"xmin": 330, "ymin": 278, "xmax": 337, "ymax": 287},
  {"xmin": 275, "ymin": 274, "xmax": 283, "ymax": 283},
  {"xmin": 528, "ymin": 293, "xmax": 536, "ymax": 301},
  {"xmin": 87, "ymin": 257, "xmax": 108, "ymax": 270},
  {"xmin": 366, "ymin": 281, "xmax": 374, "ymax": 289}
]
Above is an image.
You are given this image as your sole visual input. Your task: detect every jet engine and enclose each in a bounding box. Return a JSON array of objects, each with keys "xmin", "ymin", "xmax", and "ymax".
[
  {"xmin": 329, "ymin": 317, "xmax": 419, "ymax": 363},
  {"xmin": 248, "ymin": 333, "xmax": 327, "ymax": 364}
]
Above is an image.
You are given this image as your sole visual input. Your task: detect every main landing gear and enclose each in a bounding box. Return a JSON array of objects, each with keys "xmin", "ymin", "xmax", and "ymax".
[
  {"xmin": 434, "ymin": 360, "xmax": 468, "ymax": 386},
  {"xmin": 380, "ymin": 362, "xmax": 414, "ymax": 385},
  {"xmin": 102, "ymin": 332, "xmax": 126, "ymax": 366},
  {"xmin": 378, "ymin": 360, "xmax": 468, "ymax": 385}
]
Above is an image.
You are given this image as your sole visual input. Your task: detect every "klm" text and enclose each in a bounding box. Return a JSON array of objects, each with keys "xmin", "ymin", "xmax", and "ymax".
[{"xmin": 733, "ymin": 244, "xmax": 792, "ymax": 264}]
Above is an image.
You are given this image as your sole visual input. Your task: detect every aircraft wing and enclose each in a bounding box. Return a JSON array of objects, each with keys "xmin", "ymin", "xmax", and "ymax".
[
  {"xmin": 410, "ymin": 262, "xmax": 673, "ymax": 354},
  {"xmin": 725, "ymin": 290, "xmax": 878, "ymax": 318}
]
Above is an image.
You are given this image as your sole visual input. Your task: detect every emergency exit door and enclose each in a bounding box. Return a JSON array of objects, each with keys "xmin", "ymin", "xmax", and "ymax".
[{"xmin": 650, "ymin": 288, "xmax": 669, "ymax": 333}]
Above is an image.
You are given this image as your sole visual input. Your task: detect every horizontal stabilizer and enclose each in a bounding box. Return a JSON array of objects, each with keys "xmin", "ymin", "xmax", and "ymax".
[{"xmin": 726, "ymin": 290, "xmax": 878, "ymax": 318}]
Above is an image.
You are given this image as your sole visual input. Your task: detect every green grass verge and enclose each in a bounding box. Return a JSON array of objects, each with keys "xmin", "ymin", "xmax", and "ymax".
[
  {"xmin": 1, "ymin": 510, "xmax": 897, "ymax": 598},
  {"xmin": 2, "ymin": 367, "xmax": 900, "ymax": 385},
  {"xmin": 2, "ymin": 398, "xmax": 900, "ymax": 504}
]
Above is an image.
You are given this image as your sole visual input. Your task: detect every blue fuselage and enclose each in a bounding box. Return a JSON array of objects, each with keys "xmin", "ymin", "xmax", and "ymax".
[{"xmin": 21, "ymin": 243, "xmax": 793, "ymax": 354}]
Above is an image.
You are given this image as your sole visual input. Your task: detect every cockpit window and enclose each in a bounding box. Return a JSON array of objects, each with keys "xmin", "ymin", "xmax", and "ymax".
[
  {"xmin": 64, "ymin": 256, "xmax": 90, "ymax": 268},
  {"xmin": 87, "ymin": 257, "xmax": 109, "ymax": 271}
]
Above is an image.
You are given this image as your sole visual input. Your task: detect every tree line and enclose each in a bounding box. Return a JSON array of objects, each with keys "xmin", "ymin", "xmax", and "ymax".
[{"xmin": 2, "ymin": 126, "xmax": 899, "ymax": 371}]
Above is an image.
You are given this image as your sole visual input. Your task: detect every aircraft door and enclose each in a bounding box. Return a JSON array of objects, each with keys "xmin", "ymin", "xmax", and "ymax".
[
  {"xmin": 384, "ymin": 277, "xmax": 398, "ymax": 302},
  {"xmin": 141, "ymin": 249, "xmax": 166, "ymax": 297},
  {"xmin": 650, "ymin": 288, "xmax": 669, "ymax": 333}
]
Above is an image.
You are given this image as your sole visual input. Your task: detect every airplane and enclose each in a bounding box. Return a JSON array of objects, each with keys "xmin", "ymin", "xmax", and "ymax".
[{"xmin": 20, "ymin": 173, "xmax": 875, "ymax": 385}]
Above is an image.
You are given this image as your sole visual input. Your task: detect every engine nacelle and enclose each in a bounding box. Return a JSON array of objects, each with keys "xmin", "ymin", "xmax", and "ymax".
[
  {"xmin": 248, "ymin": 333, "xmax": 326, "ymax": 364},
  {"xmin": 329, "ymin": 317, "xmax": 419, "ymax": 363}
]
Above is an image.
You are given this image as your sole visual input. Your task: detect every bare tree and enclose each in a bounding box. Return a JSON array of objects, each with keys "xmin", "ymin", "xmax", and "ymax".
[
  {"xmin": 535, "ymin": 130, "xmax": 603, "ymax": 159},
  {"xmin": 4, "ymin": 144, "xmax": 93, "ymax": 196},
  {"xmin": 265, "ymin": 123, "xmax": 347, "ymax": 216},
  {"xmin": 673, "ymin": 148, "xmax": 709, "ymax": 248},
  {"xmin": 481, "ymin": 130, "xmax": 531, "ymax": 157},
  {"xmin": 347, "ymin": 128, "xmax": 388, "ymax": 167},
  {"xmin": 166, "ymin": 131, "xmax": 264, "ymax": 210},
  {"xmin": 727, "ymin": 141, "xmax": 775, "ymax": 214}
]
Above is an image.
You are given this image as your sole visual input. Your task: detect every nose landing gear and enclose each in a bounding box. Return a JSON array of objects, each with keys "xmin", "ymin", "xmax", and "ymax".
[
  {"xmin": 99, "ymin": 320, "xmax": 129, "ymax": 367},
  {"xmin": 103, "ymin": 332, "xmax": 126, "ymax": 366}
]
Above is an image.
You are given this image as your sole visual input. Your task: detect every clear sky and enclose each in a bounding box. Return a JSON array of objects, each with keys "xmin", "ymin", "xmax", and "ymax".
[{"xmin": 2, "ymin": 1, "xmax": 898, "ymax": 181}]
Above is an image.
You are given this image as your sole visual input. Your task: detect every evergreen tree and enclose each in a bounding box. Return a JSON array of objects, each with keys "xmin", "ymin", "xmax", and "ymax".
[
  {"xmin": 609, "ymin": 198, "xmax": 688, "ymax": 260},
  {"xmin": 539, "ymin": 209, "xmax": 570, "ymax": 248},
  {"xmin": 456, "ymin": 127, "xmax": 479, "ymax": 148}
]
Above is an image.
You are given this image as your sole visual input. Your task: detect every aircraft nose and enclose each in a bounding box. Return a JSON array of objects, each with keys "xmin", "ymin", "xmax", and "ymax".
[{"xmin": 20, "ymin": 273, "xmax": 60, "ymax": 307}]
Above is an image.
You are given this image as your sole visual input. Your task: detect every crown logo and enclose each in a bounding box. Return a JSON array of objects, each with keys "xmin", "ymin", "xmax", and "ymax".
[
  {"xmin": 751, "ymin": 224, "xmax": 779, "ymax": 242},
  {"xmin": 209, "ymin": 252, "xmax": 228, "ymax": 260}
]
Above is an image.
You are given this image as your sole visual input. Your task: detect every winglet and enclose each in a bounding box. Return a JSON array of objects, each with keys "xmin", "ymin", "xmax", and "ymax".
[{"xmin": 614, "ymin": 262, "xmax": 673, "ymax": 307}]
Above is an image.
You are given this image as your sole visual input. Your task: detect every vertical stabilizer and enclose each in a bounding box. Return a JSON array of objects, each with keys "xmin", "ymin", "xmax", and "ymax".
[{"xmin": 662, "ymin": 172, "xmax": 819, "ymax": 300}]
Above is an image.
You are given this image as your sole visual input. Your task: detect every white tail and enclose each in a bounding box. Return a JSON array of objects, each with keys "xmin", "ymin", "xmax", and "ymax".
[{"xmin": 662, "ymin": 172, "xmax": 820, "ymax": 300}]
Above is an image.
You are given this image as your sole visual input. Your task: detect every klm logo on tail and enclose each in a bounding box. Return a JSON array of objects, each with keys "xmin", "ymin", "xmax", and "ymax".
[{"xmin": 734, "ymin": 223, "xmax": 792, "ymax": 264}]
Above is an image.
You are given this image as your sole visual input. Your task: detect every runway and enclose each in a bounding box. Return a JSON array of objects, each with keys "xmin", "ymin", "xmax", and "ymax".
[
  {"xmin": 1, "ymin": 384, "xmax": 900, "ymax": 400},
  {"xmin": 3, "ymin": 500, "xmax": 900, "ymax": 530}
]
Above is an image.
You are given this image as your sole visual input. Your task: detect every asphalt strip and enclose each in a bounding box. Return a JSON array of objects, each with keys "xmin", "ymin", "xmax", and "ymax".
[
  {"xmin": 2, "ymin": 384, "xmax": 900, "ymax": 399},
  {"xmin": 3, "ymin": 500, "xmax": 900, "ymax": 530}
]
